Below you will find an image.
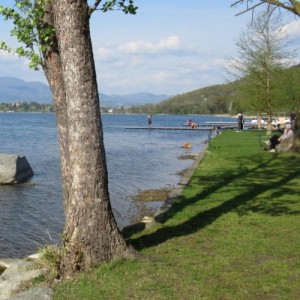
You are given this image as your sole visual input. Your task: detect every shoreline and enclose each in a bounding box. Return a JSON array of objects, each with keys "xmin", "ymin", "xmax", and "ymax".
[
  {"xmin": 154, "ymin": 143, "xmax": 209, "ymax": 222},
  {"xmin": 123, "ymin": 142, "xmax": 209, "ymax": 234}
]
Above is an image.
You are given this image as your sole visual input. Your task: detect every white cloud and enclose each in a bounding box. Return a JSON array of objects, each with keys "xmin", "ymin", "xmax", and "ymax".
[
  {"xmin": 92, "ymin": 32, "xmax": 240, "ymax": 94},
  {"xmin": 283, "ymin": 20, "xmax": 300, "ymax": 39},
  {"xmin": 96, "ymin": 51, "xmax": 230, "ymax": 95},
  {"xmin": 95, "ymin": 36, "xmax": 182, "ymax": 62},
  {"xmin": 0, "ymin": 50, "xmax": 19, "ymax": 61},
  {"xmin": 143, "ymin": 71, "xmax": 173, "ymax": 83},
  {"xmin": 95, "ymin": 35, "xmax": 215, "ymax": 68},
  {"xmin": 97, "ymin": 47, "xmax": 115, "ymax": 61},
  {"xmin": 118, "ymin": 36, "xmax": 181, "ymax": 54},
  {"xmin": 157, "ymin": 36, "xmax": 181, "ymax": 50},
  {"xmin": 128, "ymin": 56, "xmax": 144, "ymax": 66},
  {"xmin": 95, "ymin": 45, "xmax": 231, "ymax": 94},
  {"xmin": 213, "ymin": 58, "xmax": 227, "ymax": 66}
]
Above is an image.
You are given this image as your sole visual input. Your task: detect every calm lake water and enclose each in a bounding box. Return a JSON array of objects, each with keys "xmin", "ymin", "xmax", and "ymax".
[{"xmin": 0, "ymin": 113, "xmax": 235, "ymax": 258}]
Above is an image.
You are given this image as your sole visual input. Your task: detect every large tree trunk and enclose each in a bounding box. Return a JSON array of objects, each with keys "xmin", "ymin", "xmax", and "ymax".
[
  {"xmin": 38, "ymin": 1, "xmax": 70, "ymax": 207},
  {"xmin": 52, "ymin": 0, "xmax": 135, "ymax": 275}
]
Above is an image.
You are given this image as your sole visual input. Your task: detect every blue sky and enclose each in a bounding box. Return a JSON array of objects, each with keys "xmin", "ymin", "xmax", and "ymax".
[{"xmin": 0, "ymin": 0, "xmax": 299, "ymax": 96}]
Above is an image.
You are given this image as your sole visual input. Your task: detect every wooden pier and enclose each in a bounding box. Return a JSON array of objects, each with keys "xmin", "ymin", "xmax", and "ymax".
[
  {"xmin": 182, "ymin": 122, "xmax": 258, "ymax": 130},
  {"xmin": 125, "ymin": 126, "xmax": 214, "ymax": 130},
  {"xmin": 125, "ymin": 121, "xmax": 259, "ymax": 131}
]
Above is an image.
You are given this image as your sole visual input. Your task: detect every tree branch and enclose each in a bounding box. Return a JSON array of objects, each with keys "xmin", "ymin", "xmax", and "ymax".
[
  {"xmin": 89, "ymin": 0, "xmax": 102, "ymax": 16},
  {"xmin": 234, "ymin": 2, "xmax": 265, "ymax": 16},
  {"xmin": 231, "ymin": 0, "xmax": 300, "ymax": 16}
]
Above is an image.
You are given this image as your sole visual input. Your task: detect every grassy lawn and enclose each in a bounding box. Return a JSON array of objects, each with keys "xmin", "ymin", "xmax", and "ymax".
[{"xmin": 54, "ymin": 130, "xmax": 300, "ymax": 300}]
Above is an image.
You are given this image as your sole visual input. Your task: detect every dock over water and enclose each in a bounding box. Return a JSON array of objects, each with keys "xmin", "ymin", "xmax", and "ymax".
[{"xmin": 125, "ymin": 126, "xmax": 214, "ymax": 130}]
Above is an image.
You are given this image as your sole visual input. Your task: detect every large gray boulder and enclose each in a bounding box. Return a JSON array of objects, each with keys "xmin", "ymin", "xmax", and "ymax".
[{"xmin": 0, "ymin": 154, "xmax": 34, "ymax": 184}]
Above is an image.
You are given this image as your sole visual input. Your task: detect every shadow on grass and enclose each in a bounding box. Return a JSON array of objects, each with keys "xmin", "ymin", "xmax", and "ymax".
[{"xmin": 127, "ymin": 153, "xmax": 300, "ymax": 250}]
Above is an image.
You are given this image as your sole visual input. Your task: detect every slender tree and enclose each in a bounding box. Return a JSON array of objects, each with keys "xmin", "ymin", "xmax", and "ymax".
[
  {"xmin": 229, "ymin": 9, "xmax": 292, "ymax": 132},
  {"xmin": 0, "ymin": 0, "xmax": 137, "ymax": 276},
  {"xmin": 232, "ymin": 0, "xmax": 300, "ymax": 137}
]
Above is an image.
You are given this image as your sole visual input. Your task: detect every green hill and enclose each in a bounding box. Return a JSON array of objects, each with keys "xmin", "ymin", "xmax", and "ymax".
[{"xmin": 127, "ymin": 80, "xmax": 243, "ymax": 115}]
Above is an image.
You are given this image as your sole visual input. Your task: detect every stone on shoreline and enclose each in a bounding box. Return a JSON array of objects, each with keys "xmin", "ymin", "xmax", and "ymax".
[
  {"xmin": 0, "ymin": 254, "xmax": 52, "ymax": 300},
  {"xmin": 0, "ymin": 154, "xmax": 34, "ymax": 184}
]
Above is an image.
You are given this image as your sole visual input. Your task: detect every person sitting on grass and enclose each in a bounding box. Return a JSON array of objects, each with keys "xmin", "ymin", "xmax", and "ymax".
[
  {"xmin": 265, "ymin": 123, "xmax": 294, "ymax": 152},
  {"xmin": 266, "ymin": 135, "xmax": 280, "ymax": 151}
]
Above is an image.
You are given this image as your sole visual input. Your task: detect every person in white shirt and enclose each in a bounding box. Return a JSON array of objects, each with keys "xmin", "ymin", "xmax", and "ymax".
[
  {"xmin": 277, "ymin": 123, "xmax": 294, "ymax": 152},
  {"xmin": 268, "ymin": 123, "xmax": 294, "ymax": 152}
]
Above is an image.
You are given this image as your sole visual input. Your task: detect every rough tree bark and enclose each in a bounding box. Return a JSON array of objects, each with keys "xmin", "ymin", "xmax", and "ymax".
[
  {"xmin": 51, "ymin": 0, "xmax": 135, "ymax": 275},
  {"xmin": 37, "ymin": 1, "xmax": 70, "ymax": 206}
]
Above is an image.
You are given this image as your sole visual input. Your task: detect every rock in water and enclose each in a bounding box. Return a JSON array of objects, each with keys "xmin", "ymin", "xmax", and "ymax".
[{"xmin": 0, "ymin": 154, "xmax": 34, "ymax": 184}]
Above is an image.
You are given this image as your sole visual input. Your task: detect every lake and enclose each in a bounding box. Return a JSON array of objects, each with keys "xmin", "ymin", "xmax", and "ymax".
[{"xmin": 0, "ymin": 112, "xmax": 236, "ymax": 258}]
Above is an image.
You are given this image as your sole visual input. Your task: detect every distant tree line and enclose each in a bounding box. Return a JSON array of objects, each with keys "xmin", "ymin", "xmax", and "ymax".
[
  {"xmin": 0, "ymin": 101, "xmax": 128, "ymax": 114},
  {"xmin": 0, "ymin": 101, "xmax": 53, "ymax": 112}
]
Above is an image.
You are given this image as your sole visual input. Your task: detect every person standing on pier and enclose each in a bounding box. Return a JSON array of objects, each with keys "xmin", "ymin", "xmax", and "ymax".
[{"xmin": 147, "ymin": 114, "xmax": 152, "ymax": 127}]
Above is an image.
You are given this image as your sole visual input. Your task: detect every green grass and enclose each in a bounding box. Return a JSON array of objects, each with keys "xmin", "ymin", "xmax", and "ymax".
[{"xmin": 54, "ymin": 130, "xmax": 300, "ymax": 300}]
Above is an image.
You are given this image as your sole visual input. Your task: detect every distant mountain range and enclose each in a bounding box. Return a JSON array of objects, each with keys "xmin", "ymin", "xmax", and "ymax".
[
  {"xmin": 0, "ymin": 77, "xmax": 169, "ymax": 106},
  {"xmin": 0, "ymin": 77, "xmax": 52, "ymax": 103}
]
